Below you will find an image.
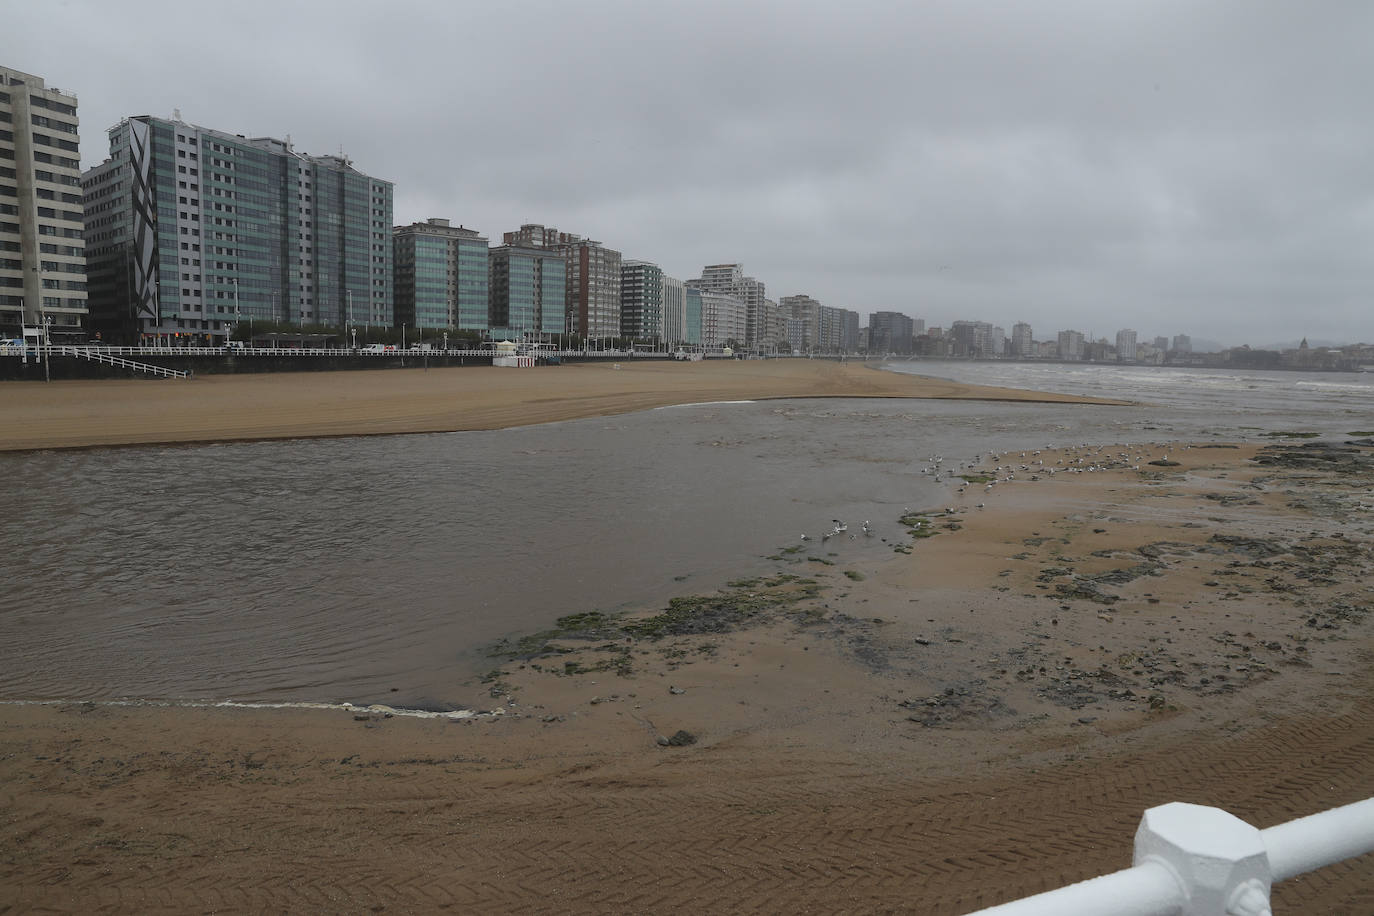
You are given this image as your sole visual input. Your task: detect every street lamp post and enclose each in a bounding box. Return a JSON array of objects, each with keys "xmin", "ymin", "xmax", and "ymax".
[
  {"xmin": 42, "ymin": 313, "xmax": 51, "ymax": 383},
  {"xmin": 351, "ymin": 327, "xmax": 357, "ymax": 350}
]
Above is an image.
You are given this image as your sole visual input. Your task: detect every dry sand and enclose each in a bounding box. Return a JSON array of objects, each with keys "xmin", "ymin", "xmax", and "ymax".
[
  {"xmin": 2, "ymin": 366, "xmax": 1372, "ymax": 913},
  {"xmin": 0, "ymin": 358, "xmax": 1118, "ymax": 451}
]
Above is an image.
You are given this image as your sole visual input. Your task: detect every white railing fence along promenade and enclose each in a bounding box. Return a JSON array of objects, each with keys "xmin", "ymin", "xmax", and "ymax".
[
  {"xmin": 2, "ymin": 345, "xmax": 764, "ymax": 359},
  {"xmin": 964, "ymin": 797, "xmax": 1374, "ymax": 916}
]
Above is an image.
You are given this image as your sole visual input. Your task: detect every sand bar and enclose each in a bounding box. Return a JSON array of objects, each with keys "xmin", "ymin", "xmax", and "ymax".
[
  {"xmin": 2, "ymin": 436, "xmax": 1371, "ymax": 912},
  {"xmin": 0, "ymin": 358, "xmax": 1121, "ymax": 451}
]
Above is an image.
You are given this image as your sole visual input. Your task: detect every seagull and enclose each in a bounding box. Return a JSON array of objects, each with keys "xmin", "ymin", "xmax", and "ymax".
[{"xmin": 800, "ymin": 533, "xmax": 810, "ymax": 541}]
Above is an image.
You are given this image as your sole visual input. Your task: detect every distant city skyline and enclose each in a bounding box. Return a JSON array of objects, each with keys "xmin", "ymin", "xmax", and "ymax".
[{"xmin": 6, "ymin": 2, "xmax": 1373, "ymax": 346}]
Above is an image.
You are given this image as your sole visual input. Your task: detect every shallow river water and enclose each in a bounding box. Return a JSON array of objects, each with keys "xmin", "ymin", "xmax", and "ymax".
[{"xmin": 2, "ymin": 362, "xmax": 1369, "ymax": 707}]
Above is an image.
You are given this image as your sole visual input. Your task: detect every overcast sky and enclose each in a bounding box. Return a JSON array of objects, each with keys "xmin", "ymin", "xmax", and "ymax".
[{"xmin": 8, "ymin": 0, "xmax": 1372, "ymax": 346}]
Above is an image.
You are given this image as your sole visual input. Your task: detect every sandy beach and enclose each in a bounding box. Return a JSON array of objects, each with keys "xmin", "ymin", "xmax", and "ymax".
[
  {"xmin": 0, "ymin": 358, "xmax": 1118, "ymax": 452},
  {"xmin": 2, "ymin": 363, "xmax": 1372, "ymax": 913}
]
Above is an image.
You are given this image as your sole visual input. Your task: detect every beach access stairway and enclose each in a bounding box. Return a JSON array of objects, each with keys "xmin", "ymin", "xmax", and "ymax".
[
  {"xmin": 962, "ymin": 797, "xmax": 1373, "ymax": 916},
  {"xmin": 57, "ymin": 346, "xmax": 190, "ymax": 379}
]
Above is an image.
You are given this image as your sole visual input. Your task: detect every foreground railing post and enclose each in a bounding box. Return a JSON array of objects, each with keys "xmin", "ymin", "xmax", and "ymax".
[
  {"xmin": 967, "ymin": 797, "xmax": 1372, "ymax": 915},
  {"xmin": 1134, "ymin": 802, "xmax": 1270, "ymax": 916}
]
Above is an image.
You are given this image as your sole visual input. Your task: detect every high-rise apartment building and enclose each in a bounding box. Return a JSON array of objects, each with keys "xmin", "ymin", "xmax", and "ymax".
[
  {"xmin": 698, "ymin": 288, "xmax": 747, "ymax": 348},
  {"xmin": 620, "ymin": 260, "xmax": 663, "ymax": 341},
  {"xmin": 83, "ymin": 115, "xmax": 392, "ymax": 344},
  {"xmin": 1172, "ymin": 334, "xmax": 1192, "ymax": 353},
  {"xmin": 0, "ymin": 66, "xmax": 87, "ymax": 342},
  {"xmin": 684, "ymin": 286, "xmax": 702, "ymax": 346},
  {"xmin": 1115, "ymin": 328, "xmax": 1138, "ymax": 361},
  {"xmin": 868, "ymin": 310, "xmax": 915, "ymax": 355},
  {"xmin": 689, "ymin": 263, "xmax": 768, "ymax": 350},
  {"xmin": 951, "ymin": 320, "xmax": 1002, "ymax": 358},
  {"xmin": 1057, "ymin": 329, "xmax": 1085, "ymax": 360},
  {"xmin": 760, "ymin": 297, "xmax": 784, "ymax": 350},
  {"xmin": 393, "ymin": 218, "xmax": 488, "ymax": 331},
  {"xmin": 1011, "ymin": 322, "xmax": 1034, "ymax": 357},
  {"xmin": 662, "ymin": 274, "xmax": 686, "ymax": 345},
  {"xmin": 816, "ymin": 305, "xmax": 847, "ymax": 353},
  {"xmin": 564, "ymin": 238, "xmax": 620, "ymax": 341},
  {"xmin": 503, "ymin": 224, "xmax": 621, "ymax": 340},
  {"xmin": 776, "ymin": 295, "xmax": 857, "ymax": 354},
  {"xmin": 781, "ymin": 294, "xmax": 823, "ymax": 352},
  {"xmin": 487, "ymin": 243, "xmax": 566, "ymax": 340},
  {"xmin": 839, "ymin": 309, "xmax": 860, "ymax": 354}
]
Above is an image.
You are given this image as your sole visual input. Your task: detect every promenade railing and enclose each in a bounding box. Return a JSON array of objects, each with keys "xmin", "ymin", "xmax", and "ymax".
[{"xmin": 963, "ymin": 797, "xmax": 1374, "ymax": 916}]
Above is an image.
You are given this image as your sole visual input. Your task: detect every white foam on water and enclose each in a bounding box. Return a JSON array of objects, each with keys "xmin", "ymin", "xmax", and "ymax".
[
  {"xmin": 655, "ymin": 400, "xmax": 757, "ymax": 408},
  {"xmin": 0, "ymin": 697, "xmax": 505, "ymax": 720}
]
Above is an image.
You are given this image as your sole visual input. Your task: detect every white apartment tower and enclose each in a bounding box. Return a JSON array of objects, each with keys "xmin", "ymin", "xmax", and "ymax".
[
  {"xmin": 1011, "ymin": 322, "xmax": 1034, "ymax": 357},
  {"xmin": 689, "ymin": 263, "xmax": 768, "ymax": 350},
  {"xmin": 662, "ymin": 274, "xmax": 686, "ymax": 345},
  {"xmin": 1116, "ymin": 328, "xmax": 1138, "ymax": 361},
  {"xmin": 698, "ymin": 288, "xmax": 747, "ymax": 348},
  {"xmin": 0, "ymin": 66, "xmax": 87, "ymax": 341},
  {"xmin": 1057, "ymin": 329, "xmax": 1085, "ymax": 361}
]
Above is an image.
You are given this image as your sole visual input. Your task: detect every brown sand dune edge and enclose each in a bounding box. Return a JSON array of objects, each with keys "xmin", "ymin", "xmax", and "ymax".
[
  {"xmin": 0, "ymin": 359, "xmax": 1129, "ymax": 452},
  {"xmin": 3, "ymin": 439, "xmax": 1371, "ymax": 913}
]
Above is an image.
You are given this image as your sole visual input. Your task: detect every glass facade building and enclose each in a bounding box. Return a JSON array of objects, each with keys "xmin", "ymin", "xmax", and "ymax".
[
  {"xmin": 488, "ymin": 244, "xmax": 566, "ymax": 340},
  {"xmin": 620, "ymin": 260, "xmax": 663, "ymax": 341},
  {"xmin": 83, "ymin": 115, "xmax": 392, "ymax": 344},
  {"xmin": 393, "ymin": 218, "xmax": 489, "ymax": 331},
  {"xmin": 684, "ymin": 286, "xmax": 702, "ymax": 346},
  {"xmin": 501, "ymin": 224, "xmax": 620, "ymax": 340}
]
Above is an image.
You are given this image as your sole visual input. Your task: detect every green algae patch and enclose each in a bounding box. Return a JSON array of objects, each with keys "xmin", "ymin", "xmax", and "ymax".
[
  {"xmin": 624, "ymin": 574, "xmax": 825, "ymax": 640},
  {"xmin": 485, "ymin": 573, "xmax": 828, "ymax": 667}
]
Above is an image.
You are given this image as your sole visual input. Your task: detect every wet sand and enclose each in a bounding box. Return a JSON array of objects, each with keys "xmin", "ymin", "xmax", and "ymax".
[
  {"xmin": 3, "ymin": 434, "xmax": 1372, "ymax": 912},
  {"xmin": 0, "ymin": 358, "xmax": 1119, "ymax": 451}
]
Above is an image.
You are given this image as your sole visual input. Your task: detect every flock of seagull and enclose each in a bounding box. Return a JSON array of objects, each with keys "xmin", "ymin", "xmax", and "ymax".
[
  {"xmin": 798, "ymin": 443, "xmax": 1172, "ymax": 546},
  {"xmin": 801, "ymin": 519, "xmax": 874, "ymax": 543}
]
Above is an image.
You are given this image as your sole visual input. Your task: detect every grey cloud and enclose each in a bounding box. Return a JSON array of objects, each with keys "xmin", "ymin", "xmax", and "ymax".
[{"xmin": 8, "ymin": 0, "xmax": 1373, "ymax": 344}]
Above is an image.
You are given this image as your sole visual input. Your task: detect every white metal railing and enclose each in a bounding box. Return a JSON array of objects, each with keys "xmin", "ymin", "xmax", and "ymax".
[
  {"xmin": 60, "ymin": 346, "xmax": 190, "ymax": 378},
  {"xmin": 1, "ymin": 345, "xmax": 801, "ymax": 360},
  {"xmin": 2, "ymin": 346, "xmax": 620, "ymax": 358},
  {"xmin": 965, "ymin": 798, "xmax": 1374, "ymax": 916},
  {"xmin": 0, "ymin": 345, "xmax": 772, "ymax": 357},
  {"xmin": 1, "ymin": 346, "xmax": 812, "ymax": 362}
]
